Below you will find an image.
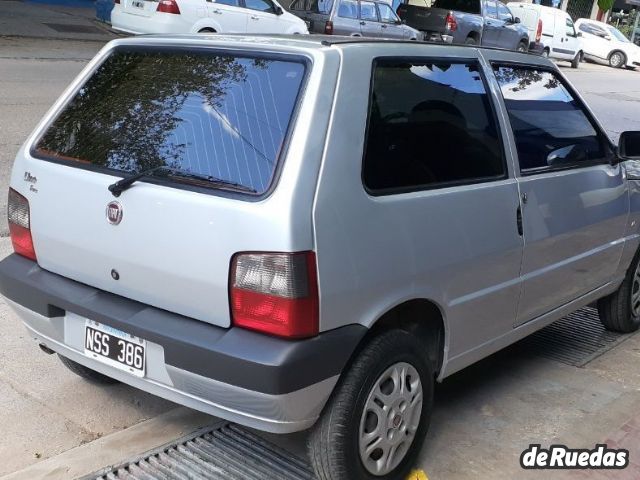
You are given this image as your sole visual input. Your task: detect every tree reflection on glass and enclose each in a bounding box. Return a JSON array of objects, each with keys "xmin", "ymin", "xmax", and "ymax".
[
  {"xmin": 493, "ymin": 67, "xmax": 559, "ymax": 92},
  {"xmin": 37, "ymin": 51, "xmax": 266, "ymax": 174}
]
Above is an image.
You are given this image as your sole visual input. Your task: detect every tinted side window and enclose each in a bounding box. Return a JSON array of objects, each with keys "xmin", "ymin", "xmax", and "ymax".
[
  {"xmin": 217, "ymin": 0, "xmax": 240, "ymax": 6},
  {"xmin": 494, "ymin": 66, "xmax": 605, "ymax": 172},
  {"xmin": 497, "ymin": 3, "xmax": 512, "ymax": 22},
  {"xmin": 484, "ymin": 0, "xmax": 498, "ymax": 19},
  {"xmin": 363, "ymin": 60, "xmax": 505, "ymax": 193},
  {"xmin": 360, "ymin": 1, "xmax": 378, "ymax": 20},
  {"xmin": 378, "ymin": 3, "xmax": 399, "ymax": 22},
  {"xmin": 245, "ymin": 0, "xmax": 276, "ymax": 12},
  {"xmin": 337, "ymin": 0, "xmax": 358, "ymax": 18}
]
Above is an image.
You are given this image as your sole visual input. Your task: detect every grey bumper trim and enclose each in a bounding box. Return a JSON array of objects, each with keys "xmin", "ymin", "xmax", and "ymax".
[{"xmin": 0, "ymin": 254, "xmax": 366, "ymax": 395}]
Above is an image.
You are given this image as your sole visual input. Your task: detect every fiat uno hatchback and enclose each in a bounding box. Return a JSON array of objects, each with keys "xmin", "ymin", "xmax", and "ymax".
[{"xmin": 2, "ymin": 36, "xmax": 640, "ymax": 480}]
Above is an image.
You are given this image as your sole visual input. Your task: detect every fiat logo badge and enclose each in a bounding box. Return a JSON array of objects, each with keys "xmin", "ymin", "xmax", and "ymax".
[{"xmin": 106, "ymin": 201, "xmax": 123, "ymax": 225}]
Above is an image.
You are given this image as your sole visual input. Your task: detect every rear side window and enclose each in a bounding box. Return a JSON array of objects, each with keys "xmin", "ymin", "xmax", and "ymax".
[
  {"xmin": 337, "ymin": 0, "xmax": 358, "ymax": 18},
  {"xmin": 494, "ymin": 66, "xmax": 605, "ymax": 172},
  {"xmin": 360, "ymin": 2, "xmax": 378, "ymax": 20},
  {"xmin": 34, "ymin": 49, "xmax": 306, "ymax": 195},
  {"xmin": 432, "ymin": 0, "xmax": 480, "ymax": 14},
  {"xmin": 363, "ymin": 60, "xmax": 505, "ymax": 194}
]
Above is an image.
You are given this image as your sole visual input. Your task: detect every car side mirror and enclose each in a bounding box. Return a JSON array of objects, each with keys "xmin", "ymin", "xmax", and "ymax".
[
  {"xmin": 275, "ymin": 5, "xmax": 284, "ymax": 14},
  {"xmin": 514, "ymin": 17, "xmax": 521, "ymax": 24},
  {"xmin": 619, "ymin": 131, "xmax": 640, "ymax": 160},
  {"xmin": 577, "ymin": 31, "xmax": 582, "ymax": 37}
]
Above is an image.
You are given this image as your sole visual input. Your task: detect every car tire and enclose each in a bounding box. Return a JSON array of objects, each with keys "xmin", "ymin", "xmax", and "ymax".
[
  {"xmin": 464, "ymin": 36, "xmax": 478, "ymax": 45},
  {"xmin": 58, "ymin": 355, "xmax": 120, "ymax": 384},
  {"xmin": 308, "ymin": 329, "xmax": 434, "ymax": 480},
  {"xmin": 517, "ymin": 41, "xmax": 528, "ymax": 53},
  {"xmin": 597, "ymin": 250, "xmax": 640, "ymax": 333},
  {"xmin": 571, "ymin": 51, "xmax": 582, "ymax": 69},
  {"xmin": 609, "ymin": 50, "xmax": 626, "ymax": 68},
  {"xmin": 198, "ymin": 28, "xmax": 216, "ymax": 33},
  {"xmin": 542, "ymin": 48, "xmax": 550, "ymax": 58}
]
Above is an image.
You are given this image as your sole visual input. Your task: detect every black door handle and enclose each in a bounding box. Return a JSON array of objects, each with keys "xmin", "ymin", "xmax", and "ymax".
[{"xmin": 516, "ymin": 205, "xmax": 523, "ymax": 236}]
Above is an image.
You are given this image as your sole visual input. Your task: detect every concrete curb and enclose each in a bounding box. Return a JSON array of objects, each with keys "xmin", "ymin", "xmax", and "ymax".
[{"xmin": 1, "ymin": 407, "xmax": 220, "ymax": 480}]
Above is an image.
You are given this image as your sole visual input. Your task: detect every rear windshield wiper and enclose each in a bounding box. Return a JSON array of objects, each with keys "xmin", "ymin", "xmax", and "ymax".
[{"xmin": 108, "ymin": 166, "xmax": 256, "ymax": 197}]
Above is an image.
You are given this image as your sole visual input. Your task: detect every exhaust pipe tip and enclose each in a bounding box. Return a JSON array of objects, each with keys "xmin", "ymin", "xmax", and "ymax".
[{"xmin": 38, "ymin": 343, "xmax": 55, "ymax": 355}]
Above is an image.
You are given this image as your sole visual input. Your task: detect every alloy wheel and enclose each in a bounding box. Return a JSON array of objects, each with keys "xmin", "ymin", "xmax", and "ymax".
[{"xmin": 358, "ymin": 362, "xmax": 423, "ymax": 476}]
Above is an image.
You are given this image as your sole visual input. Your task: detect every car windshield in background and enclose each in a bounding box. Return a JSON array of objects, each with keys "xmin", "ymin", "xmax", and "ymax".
[
  {"xmin": 607, "ymin": 26, "xmax": 629, "ymax": 43},
  {"xmin": 431, "ymin": 0, "xmax": 479, "ymax": 14},
  {"xmin": 34, "ymin": 49, "xmax": 306, "ymax": 195}
]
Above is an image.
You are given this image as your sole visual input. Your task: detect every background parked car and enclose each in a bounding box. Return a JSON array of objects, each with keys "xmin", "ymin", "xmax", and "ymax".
[
  {"xmin": 289, "ymin": 0, "xmax": 422, "ymax": 39},
  {"xmin": 508, "ymin": 2, "xmax": 583, "ymax": 68},
  {"xmin": 395, "ymin": 0, "xmax": 530, "ymax": 51},
  {"xmin": 575, "ymin": 19, "xmax": 640, "ymax": 69},
  {"xmin": 111, "ymin": 0, "xmax": 308, "ymax": 34}
]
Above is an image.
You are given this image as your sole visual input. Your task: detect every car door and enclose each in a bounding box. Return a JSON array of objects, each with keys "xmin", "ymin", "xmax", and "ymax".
[
  {"xmin": 206, "ymin": 0, "xmax": 247, "ymax": 32},
  {"xmin": 578, "ymin": 21, "xmax": 613, "ymax": 59},
  {"xmin": 496, "ymin": 3, "xmax": 520, "ymax": 50},
  {"xmin": 243, "ymin": 0, "xmax": 282, "ymax": 32},
  {"xmin": 332, "ymin": 0, "xmax": 361, "ymax": 35},
  {"xmin": 562, "ymin": 15, "xmax": 580, "ymax": 58},
  {"xmin": 550, "ymin": 13, "xmax": 577, "ymax": 59},
  {"xmin": 482, "ymin": 0, "xmax": 501, "ymax": 47},
  {"xmin": 376, "ymin": 2, "xmax": 406, "ymax": 38},
  {"xmin": 359, "ymin": 1, "xmax": 381, "ymax": 37},
  {"xmin": 492, "ymin": 64, "xmax": 628, "ymax": 326}
]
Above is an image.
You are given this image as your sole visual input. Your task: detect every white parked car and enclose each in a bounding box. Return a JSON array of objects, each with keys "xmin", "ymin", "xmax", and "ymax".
[
  {"xmin": 508, "ymin": 3, "xmax": 583, "ymax": 68},
  {"xmin": 111, "ymin": 0, "xmax": 309, "ymax": 35},
  {"xmin": 575, "ymin": 19, "xmax": 640, "ymax": 69}
]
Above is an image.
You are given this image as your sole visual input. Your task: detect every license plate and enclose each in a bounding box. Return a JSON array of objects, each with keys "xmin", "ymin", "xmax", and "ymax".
[
  {"xmin": 84, "ymin": 321, "xmax": 146, "ymax": 377},
  {"xmin": 131, "ymin": 0, "xmax": 145, "ymax": 8}
]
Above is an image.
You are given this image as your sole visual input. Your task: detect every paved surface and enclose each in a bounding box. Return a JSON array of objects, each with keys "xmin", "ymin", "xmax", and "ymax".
[{"xmin": 1, "ymin": 31, "xmax": 640, "ymax": 480}]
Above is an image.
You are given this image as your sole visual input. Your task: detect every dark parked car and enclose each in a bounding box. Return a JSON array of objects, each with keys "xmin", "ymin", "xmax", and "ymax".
[
  {"xmin": 395, "ymin": 0, "xmax": 530, "ymax": 50},
  {"xmin": 289, "ymin": 0, "xmax": 422, "ymax": 39}
]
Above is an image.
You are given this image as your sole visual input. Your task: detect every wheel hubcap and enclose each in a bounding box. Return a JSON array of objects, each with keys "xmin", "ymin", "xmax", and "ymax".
[
  {"xmin": 631, "ymin": 263, "xmax": 640, "ymax": 317},
  {"xmin": 358, "ymin": 362, "xmax": 423, "ymax": 476},
  {"xmin": 612, "ymin": 54, "xmax": 622, "ymax": 66}
]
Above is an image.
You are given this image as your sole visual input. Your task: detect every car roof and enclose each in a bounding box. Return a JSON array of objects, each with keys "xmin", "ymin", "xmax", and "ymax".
[{"xmin": 107, "ymin": 34, "xmax": 557, "ymax": 66}]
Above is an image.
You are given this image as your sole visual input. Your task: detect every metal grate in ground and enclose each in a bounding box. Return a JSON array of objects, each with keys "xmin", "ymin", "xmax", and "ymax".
[
  {"xmin": 44, "ymin": 23, "xmax": 104, "ymax": 34},
  {"xmin": 517, "ymin": 307, "xmax": 633, "ymax": 367},
  {"xmin": 85, "ymin": 423, "xmax": 315, "ymax": 480}
]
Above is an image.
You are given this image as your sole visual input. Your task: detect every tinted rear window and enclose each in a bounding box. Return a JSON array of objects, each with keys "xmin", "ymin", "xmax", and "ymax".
[{"xmin": 34, "ymin": 48, "xmax": 306, "ymax": 195}]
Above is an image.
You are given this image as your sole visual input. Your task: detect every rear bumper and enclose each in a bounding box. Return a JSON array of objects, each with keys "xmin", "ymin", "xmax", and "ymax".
[
  {"xmin": 111, "ymin": 9, "xmax": 189, "ymax": 34},
  {"xmin": 0, "ymin": 254, "xmax": 366, "ymax": 433},
  {"xmin": 422, "ymin": 31, "xmax": 454, "ymax": 44}
]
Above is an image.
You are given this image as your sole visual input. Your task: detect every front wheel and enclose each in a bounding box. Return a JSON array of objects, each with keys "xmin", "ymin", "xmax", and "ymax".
[
  {"xmin": 464, "ymin": 36, "xmax": 478, "ymax": 45},
  {"xmin": 571, "ymin": 51, "xmax": 582, "ymax": 69},
  {"xmin": 517, "ymin": 41, "xmax": 528, "ymax": 53},
  {"xmin": 308, "ymin": 329, "xmax": 433, "ymax": 480},
  {"xmin": 598, "ymin": 250, "xmax": 640, "ymax": 333},
  {"xmin": 609, "ymin": 50, "xmax": 626, "ymax": 68}
]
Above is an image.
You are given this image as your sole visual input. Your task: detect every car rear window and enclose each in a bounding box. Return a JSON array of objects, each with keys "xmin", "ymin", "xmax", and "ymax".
[
  {"xmin": 34, "ymin": 48, "xmax": 307, "ymax": 195},
  {"xmin": 432, "ymin": 0, "xmax": 480, "ymax": 14}
]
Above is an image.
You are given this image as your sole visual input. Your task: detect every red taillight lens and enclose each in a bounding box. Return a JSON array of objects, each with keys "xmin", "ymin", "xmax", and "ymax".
[
  {"xmin": 324, "ymin": 20, "xmax": 333, "ymax": 34},
  {"xmin": 157, "ymin": 0, "xmax": 180, "ymax": 14},
  {"xmin": 230, "ymin": 252, "xmax": 319, "ymax": 339},
  {"xmin": 445, "ymin": 11, "xmax": 457, "ymax": 32},
  {"xmin": 535, "ymin": 19, "xmax": 542, "ymax": 43},
  {"xmin": 8, "ymin": 188, "xmax": 36, "ymax": 261}
]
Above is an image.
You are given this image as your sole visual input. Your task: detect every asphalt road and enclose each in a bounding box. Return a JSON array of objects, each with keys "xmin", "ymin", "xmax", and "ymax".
[{"xmin": 1, "ymin": 37, "xmax": 640, "ymax": 478}]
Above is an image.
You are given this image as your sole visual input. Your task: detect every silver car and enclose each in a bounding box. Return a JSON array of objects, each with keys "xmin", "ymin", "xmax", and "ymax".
[
  {"xmin": 1, "ymin": 36, "xmax": 640, "ymax": 480},
  {"xmin": 289, "ymin": 0, "xmax": 422, "ymax": 39}
]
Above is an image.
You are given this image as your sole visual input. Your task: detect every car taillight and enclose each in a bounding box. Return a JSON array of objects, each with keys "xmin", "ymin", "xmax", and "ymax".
[
  {"xmin": 324, "ymin": 20, "xmax": 333, "ymax": 34},
  {"xmin": 445, "ymin": 11, "xmax": 457, "ymax": 32},
  {"xmin": 8, "ymin": 188, "xmax": 36, "ymax": 261},
  {"xmin": 536, "ymin": 19, "xmax": 542, "ymax": 43},
  {"xmin": 230, "ymin": 251, "xmax": 319, "ymax": 339},
  {"xmin": 157, "ymin": 0, "xmax": 180, "ymax": 14}
]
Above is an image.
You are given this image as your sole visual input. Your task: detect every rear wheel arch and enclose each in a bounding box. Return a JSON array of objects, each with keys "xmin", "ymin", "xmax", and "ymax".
[
  {"xmin": 466, "ymin": 31, "xmax": 480, "ymax": 44},
  {"xmin": 353, "ymin": 299, "xmax": 447, "ymax": 377}
]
